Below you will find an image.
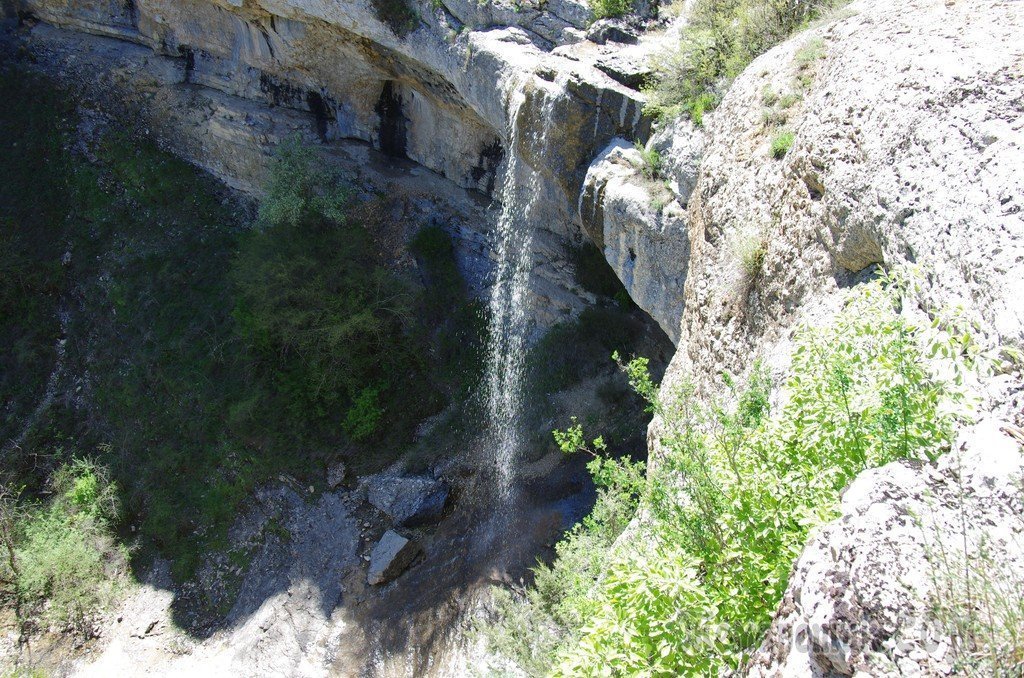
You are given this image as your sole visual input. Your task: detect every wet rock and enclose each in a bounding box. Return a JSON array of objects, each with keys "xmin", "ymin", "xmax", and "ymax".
[
  {"xmin": 366, "ymin": 475, "xmax": 449, "ymax": 527},
  {"xmin": 367, "ymin": 530, "xmax": 421, "ymax": 585}
]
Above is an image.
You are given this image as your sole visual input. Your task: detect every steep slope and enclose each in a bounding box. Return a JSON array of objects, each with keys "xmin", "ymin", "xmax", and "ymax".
[{"xmin": 579, "ymin": 0, "xmax": 1024, "ymax": 672}]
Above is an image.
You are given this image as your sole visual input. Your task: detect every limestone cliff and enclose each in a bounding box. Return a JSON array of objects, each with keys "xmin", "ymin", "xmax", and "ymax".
[{"xmin": 603, "ymin": 0, "xmax": 1024, "ymax": 673}]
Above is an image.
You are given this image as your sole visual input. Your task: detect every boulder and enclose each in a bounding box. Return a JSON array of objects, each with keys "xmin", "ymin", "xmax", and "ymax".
[
  {"xmin": 366, "ymin": 475, "xmax": 449, "ymax": 527},
  {"xmin": 326, "ymin": 461, "xmax": 346, "ymax": 489},
  {"xmin": 585, "ymin": 19, "xmax": 638, "ymax": 45},
  {"xmin": 594, "ymin": 51, "xmax": 652, "ymax": 91},
  {"xmin": 366, "ymin": 530, "xmax": 422, "ymax": 585},
  {"xmin": 748, "ymin": 420, "xmax": 1024, "ymax": 675}
]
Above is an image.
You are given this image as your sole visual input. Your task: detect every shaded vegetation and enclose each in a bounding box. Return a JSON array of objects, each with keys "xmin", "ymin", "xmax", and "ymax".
[
  {"xmin": 0, "ymin": 67, "xmax": 483, "ymax": 625},
  {"xmin": 372, "ymin": 0, "xmax": 419, "ymax": 36},
  {"xmin": 0, "ymin": 67, "xmax": 73, "ymax": 449}
]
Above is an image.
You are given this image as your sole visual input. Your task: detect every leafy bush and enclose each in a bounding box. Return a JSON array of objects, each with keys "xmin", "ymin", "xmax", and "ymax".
[
  {"xmin": 589, "ymin": 0, "xmax": 632, "ymax": 20},
  {"xmin": 484, "ymin": 272, "xmax": 966, "ymax": 674},
  {"xmin": 632, "ymin": 141, "xmax": 662, "ymax": 181},
  {"xmin": 2, "ymin": 460, "xmax": 124, "ymax": 632},
  {"xmin": 645, "ymin": 0, "xmax": 842, "ymax": 122},
  {"xmin": 257, "ymin": 135, "xmax": 348, "ymax": 228},
  {"xmin": 0, "ymin": 68, "xmax": 478, "ymax": 592}
]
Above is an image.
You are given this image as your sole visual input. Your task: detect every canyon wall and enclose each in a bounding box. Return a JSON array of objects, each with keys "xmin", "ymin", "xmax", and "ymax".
[
  {"xmin": 5, "ymin": 0, "xmax": 1024, "ymax": 673},
  {"xmin": 14, "ymin": 0, "xmax": 668, "ymax": 330}
]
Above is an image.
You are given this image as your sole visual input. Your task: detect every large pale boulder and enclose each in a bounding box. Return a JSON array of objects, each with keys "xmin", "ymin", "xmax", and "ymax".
[
  {"xmin": 747, "ymin": 420, "xmax": 1024, "ymax": 676},
  {"xmin": 367, "ymin": 530, "xmax": 422, "ymax": 585}
]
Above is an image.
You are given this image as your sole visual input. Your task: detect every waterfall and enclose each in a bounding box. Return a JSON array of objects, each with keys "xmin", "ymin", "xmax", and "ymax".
[{"xmin": 484, "ymin": 83, "xmax": 552, "ymax": 498}]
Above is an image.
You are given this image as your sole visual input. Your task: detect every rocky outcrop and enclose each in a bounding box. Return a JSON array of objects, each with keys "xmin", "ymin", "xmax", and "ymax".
[
  {"xmin": 366, "ymin": 474, "xmax": 450, "ymax": 527},
  {"xmin": 367, "ymin": 530, "xmax": 422, "ymax": 585},
  {"xmin": 15, "ymin": 0, "xmax": 651, "ymax": 218},
  {"xmin": 630, "ymin": 0, "xmax": 1024, "ymax": 671},
  {"xmin": 579, "ymin": 138, "xmax": 692, "ymax": 342},
  {"xmin": 10, "ymin": 0, "xmax": 667, "ymax": 335},
  {"xmin": 664, "ymin": 0, "xmax": 1024, "ymax": 394},
  {"xmin": 748, "ymin": 420, "xmax": 1024, "ymax": 675}
]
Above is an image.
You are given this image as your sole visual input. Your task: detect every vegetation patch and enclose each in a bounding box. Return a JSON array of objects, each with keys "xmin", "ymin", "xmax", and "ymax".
[
  {"xmin": 644, "ymin": 0, "xmax": 843, "ymax": 123},
  {"xmin": 1, "ymin": 460, "xmax": 126, "ymax": 636},
  {"xmin": 481, "ymin": 271, "xmax": 969, "ymax": 674},
  {"xmin": 371, "ymin": 0, "xmax": 420, "ymax": 36},
  {"xmin": 631, "ymin": 140, "xmax": 662, "ymax": 181},
  {"xmin": 588, "ymin": 0, "xmax": 632, "ymax": 20},
  {"xmin": 0, "ymin": 67, "xmax": 483, "ymax": 625},
  {"xmin": 770, "ymin": 128, "xmax": 794, "ymax": 158}
]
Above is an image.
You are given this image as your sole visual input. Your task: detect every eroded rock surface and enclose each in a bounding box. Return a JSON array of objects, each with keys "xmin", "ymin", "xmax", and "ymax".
[
  {"xmin": 580, "ymin": 138, "xmax": 692, "ymax": 342},
  {"xmin": 748, "ymin": 420, "xmax": 1024, "ymax": 676},
  {"xmin": 667, "ymin": 0, "xmax": 1024, "ymax": 393}
]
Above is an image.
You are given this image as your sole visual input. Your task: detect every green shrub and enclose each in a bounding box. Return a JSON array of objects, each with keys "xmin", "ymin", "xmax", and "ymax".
[
  {"xmin": 4, "ymin": 460, "xmax": 124, "ymax": 632},
  {"xmin": 484, "ymin": 271, "xmax": 967, "ymax": 675},
  {"xmin": 645, "ymin": 0, "xmax": 841, "ymax": 122},
  {"xmin": 632, "ymin": 141, "xmax": 662, "ymax": 181},
  {"xmin": 257, "ymin": 135, "xmax": 348, "ymax": 228},
  {"xmin": 770, "ymin": 129, "xmax": 794, "ymax": 158},
  {"xmin": 589, "ymin": 0, "xmax": 631, "ymax": 20},
  {"xmin": 342, "ymin": 385, "xmax": 384, "ymax": 442}
]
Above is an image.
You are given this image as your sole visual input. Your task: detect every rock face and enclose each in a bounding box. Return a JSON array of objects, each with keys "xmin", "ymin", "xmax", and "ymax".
[
  {"xmin": 665, "ymin": 0, "xmax": 1024, "ymax": 393},
  {"xmin": 579, "ymin": 138, "xmax": 692, "ymax": 342},
  {"xmin": 748, "ymin": 420, "xmax": 1024, "ymax": 675},
  {"xmin": 629, "ymin": 0, "xmax": 1024, "ymax": 671},
  {"xmin": 366, "ymin": 475, "xmax": 450, "ymax": 527},
  {"xmin": 367, "ymin": 530, "xmax": 422, "ymax": 585},
  {"xmin": 11, "ymin": 0, "xmax": 663, "ymax": 335}
]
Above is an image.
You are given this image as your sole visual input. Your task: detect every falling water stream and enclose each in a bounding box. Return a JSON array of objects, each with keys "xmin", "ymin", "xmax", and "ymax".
[{"xmin": 484, "ymin": 83, "xmax": 554, "ymax": 499}]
